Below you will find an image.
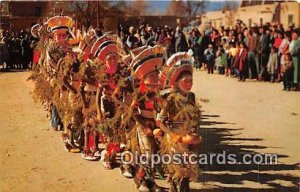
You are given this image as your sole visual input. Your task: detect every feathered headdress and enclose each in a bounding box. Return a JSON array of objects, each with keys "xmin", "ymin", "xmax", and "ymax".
[
  {"xmin": 160, "ymin": 52, "xmax": 193, "ymax": 89},
  {"xmin": 90, "ymin": 34, "xmax": 119, "ymax": 61},
  {"xmin": 47, "ymin": 16, "xmax": 73, "ymax": 34},
  {"xmin": 130, "ymin": 45, "xmax": 165, "ymax": 80}
]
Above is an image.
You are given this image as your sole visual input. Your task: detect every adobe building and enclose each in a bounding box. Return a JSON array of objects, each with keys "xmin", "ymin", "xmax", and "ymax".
[
  {"xmin": 201, "ymin": 0, "xmax": 300, "ymax": 30},
  {"xmin": 1, "ymin": 1, "xmax": 51, "ymax": 32},
  {"xmin": 1, "ymin": 1, "xmax": 184, "ymax": 33},
  {"xmin": 236, "ymin": 0, "xmax": 300, "ymax": 28},
  {"xmin": 1, "ymin": 1, "xmax": 77, "ymax": 32},
  {"xmin": 201, "ymin": 10, "xmax": 235, "ymax": 29}
]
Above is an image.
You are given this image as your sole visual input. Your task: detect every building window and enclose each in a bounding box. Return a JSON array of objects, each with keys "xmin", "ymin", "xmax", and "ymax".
[
  {"xmin": 34, "ymin": 7, "xmax": 41, "ymax": 17},
  {"xmin": 248, "ymin": 18, "xmax": 252, "ymax": 27},
  {"xmin": 288, "ymin": 14, "xmax": 294, "ymax": 25}
]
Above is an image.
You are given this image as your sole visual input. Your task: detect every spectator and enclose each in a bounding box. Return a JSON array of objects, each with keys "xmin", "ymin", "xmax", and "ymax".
[
  {"xmin": 126, "ymin": 26, "xmax": 139, "ymax": 50},
  {"xmin": 274, "ymin": 31, "xmax": 283, "ymax": 49},
  {"xmin": 175, "ymin": 30, "xmax": 188, "ymax": 52},
  {"xmin": 258, "ymin": 28, "xmax": 271, "ymax": 81},
  {"xmin": 215, "ymin": 46, "xmax": 223, "ymax": 74},
  {"xmin": 278, "ymin": 32, "xmax": 291, "ymax": 81},
  {"xmin": 234, "ymin": 42, "xmax": 248, "ymax": 82},
  {"xmin": 199, "ymin": 30, "xmax": 211, "ymax": 70},
  {"xmin": 227, "ymin": 42, "xmax": 237, "ymax": 77},
  {"xmin": 267, "ymin": 46, "xmax": 279, "ymax": 83},
  {"xmin": 190, "ymin": 30, "xmax": 202, "ymax": 70},
  {"xmin": 165, "ymin": 30, "xmax": 175, "ymax": 58},
  {"xmin": 0, "ymin": 37, "xmax": 10, "ymax": 70},
  {"xmin": 290, "ymin": 31, "xmax": 300, "ymax": 90},
  {"xmin": 157, "ymin": 28, "xmax": 167, "ymax": 46},
  {"xmin": 247, "ymin": 30, "xmax": 258, "ymax": 79},
  {"xmin": 282, "ymin": 53, "xmax": 293, "ymax": 91},
  {"xmin": 204, "ymin": 44, "xmax": 215, "ymax": 74}
]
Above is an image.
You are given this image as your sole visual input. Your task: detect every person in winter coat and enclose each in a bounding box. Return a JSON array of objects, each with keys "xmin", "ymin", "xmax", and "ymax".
[
  {"xmin": 282, "ymin": 53, "xmax": 293, "ymax": 91},
  {"xmin": 234, "ymin": 42, "xmax": 248, "ymax": 81},
  {"xmin": 190, "ymin": 30, "xmax": 202, "ymax": 70},
  {"xmin": 290, "ymin": 31, "xmax": 300, "ymax": 90},
  {"xmin": 204, "ymin": 44, "xmax": 215, "ymax": 74},
  {"xmin": 267, "ymin": 46, "xmax": 279, "ymax": 82},
  {"xmin": 175, "ymin": 29, "xmax": 188, "ymax": 53}
]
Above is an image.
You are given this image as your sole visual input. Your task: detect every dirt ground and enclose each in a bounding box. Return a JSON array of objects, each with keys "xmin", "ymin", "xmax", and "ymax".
[{"xmin": 0, "ymin": 70, "xmax": 299, "ymax": 192}]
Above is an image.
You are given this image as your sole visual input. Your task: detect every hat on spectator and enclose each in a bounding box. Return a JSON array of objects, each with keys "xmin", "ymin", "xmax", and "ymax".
[{"xmin": 205, "ymin": 29, "xmax": 212, "ymax": 36}]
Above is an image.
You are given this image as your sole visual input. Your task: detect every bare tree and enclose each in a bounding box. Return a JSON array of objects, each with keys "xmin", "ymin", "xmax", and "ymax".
[
  {"xmin": 186, "ymin": 1, "xmax": 206, "ymax": 21},
  {"xmin": 223, "ymin": 1, "xmax": 238, "ymax": 11},
  {"xmin": 71, "ymin": 1, "xmax": 124, "ymax": 29},
  {"xmin": 127, "ymin": 1, "xmax": 149, "ymax": 16},
  {"xmin": 165, "ymin": 0, "xmax": 206, "ymax": 22},
  {"xmin": 166, "ymin": 0, "xmax": 186, "ymax": 16},
  {"xmin": 222, "ymin": 1, "xmax": 238, "ymax": 28},
  {"xmin": 71, "ymin": 1, "xmax": 99, "ymax": 28}
]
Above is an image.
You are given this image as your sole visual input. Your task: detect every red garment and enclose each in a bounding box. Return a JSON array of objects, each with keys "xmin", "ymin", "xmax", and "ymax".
[
  {"xmin": 157, "ymin": 34, "xmax": 166, "ymax": 45},
  {"xmin": 234, "ymin": 48, "xmax": 248, "ymax": 71},
  {"xmin": 33, "ymin": 49, "xmax": 41, "ymax": 64},
  {"xmin": 137, "ymin": 168, "xmax": 145, "ymax": 179},
  {"xmin": 88, "ymin": 132, "xmax": 96, "ymax": 150},
  {"xmin": 99, "ymin": 132, "xmax": 105, "ymax": 143},
  {"xmin": 274, "ymin": 37, "xmax": 283, "ymax": 49},
  {"xmin": 84, "ymin": 47, "xmax": 91, "ymax": 62},
  {"xmin": 165, "ymin": 36, "xmax": 173, "ymax": 45},
  {"xmin": 139, "ymin": 80, "xmax": 147, "ymax": 94},
  {"xmin": 108, "ymin": 79, "xmax": 117, "ymax": 90},
  {"xmin": 282, "ymin": 43, "xmax": 289, "ymax": 55},
  {"xmin": 145, "ymin": 100, "xmax": 154, "ymax": 110},
  {"xmin": 248, "ymin": 35, "xmax": 257, "ymax": 52},
  {"xmin": 107, "ymin": 143, "xmax": 120, "ymax": 156}
]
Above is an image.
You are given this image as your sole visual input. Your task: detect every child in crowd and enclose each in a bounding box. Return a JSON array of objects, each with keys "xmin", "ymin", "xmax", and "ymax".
[
  {"xmin": 215, "ymin": 46, "xmax": 223, "ymax": 74},
  {"xmin": 204, "ymin": 44, "xmax": 215, "ymax": 74},
  {"xmin": 230, "ymin": 42, "xmax": 239, "ymax": 77},
  {"xmin": 222, "ymin": 45, "xmax": 229, "ymax": 75},
  {"xmin": 282, "ymin": 53, "xmax": 293, "ymax": 91},
  {"xmin": 267, "ymin": 46, "xmax": 279, "ymax": 83}
]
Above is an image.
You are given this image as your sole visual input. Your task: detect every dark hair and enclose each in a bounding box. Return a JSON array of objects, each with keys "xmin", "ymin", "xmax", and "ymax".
[
  {"xmin": 239, "ymin": 42, "xmax": 247, "ymax": 49},
  {"xmin": 176, "ymin": 71, "xmax": 192, "ymax": 82},
  {"xmin": 285, "ymin": 31, "xmax": 291, "ymax": 38}
]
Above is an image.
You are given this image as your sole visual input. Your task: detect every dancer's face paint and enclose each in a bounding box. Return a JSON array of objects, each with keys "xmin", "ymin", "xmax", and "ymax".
[
  {"xmin": 56, "ymin": 32, "xmax": 68, "ymax": 44},
  {"xmin": 178, "ymin": 74, "xmax": 193, "ymax": 93},
  {"xmin": 144, "ymin": 71, "xmax": 159, "ymax": 92},
  {"xmin": 105, "ymin": 53, "xmax": 118, "ymax": 75}
]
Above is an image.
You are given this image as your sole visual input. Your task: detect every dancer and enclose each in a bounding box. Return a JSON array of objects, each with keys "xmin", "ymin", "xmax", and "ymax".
[{"xmin": 157, "ymin": 52, "xmax": 202, "ymax": 192}]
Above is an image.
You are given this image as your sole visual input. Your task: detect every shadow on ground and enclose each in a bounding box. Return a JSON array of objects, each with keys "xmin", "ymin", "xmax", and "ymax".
[{"xmin": 193, "ymin": 113, "xmax": 300, "ymax": 192}]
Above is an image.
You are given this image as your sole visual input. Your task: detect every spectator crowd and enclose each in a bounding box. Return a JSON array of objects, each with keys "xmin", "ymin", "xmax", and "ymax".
[
  {"xmin": 117, "ymin": 20, "xmax": 300, "ymax": 91},
  {"xmin": 0, "ymin": 29, "xmax": 36, "ymax": 70}
]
